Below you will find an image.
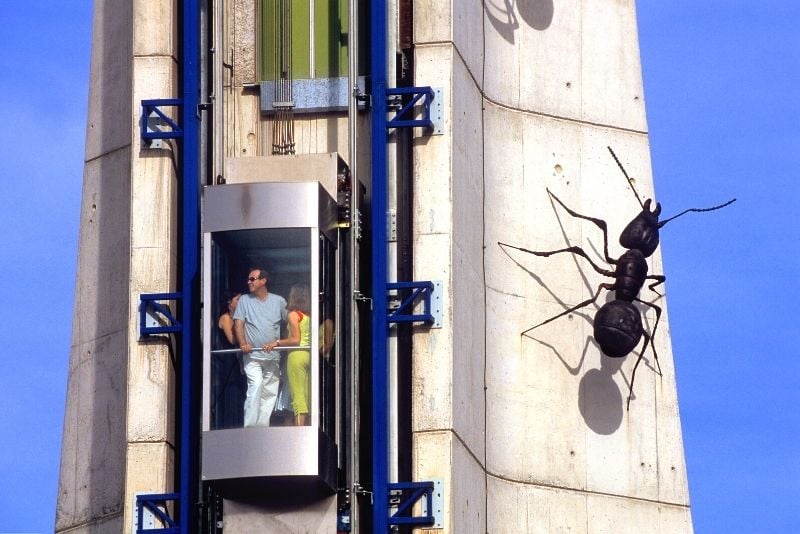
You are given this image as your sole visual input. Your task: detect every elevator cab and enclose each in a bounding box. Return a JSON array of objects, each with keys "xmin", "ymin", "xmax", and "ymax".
[{"xmin": 201, "ymin": 181, "xmax": 339, "ymax": 497}]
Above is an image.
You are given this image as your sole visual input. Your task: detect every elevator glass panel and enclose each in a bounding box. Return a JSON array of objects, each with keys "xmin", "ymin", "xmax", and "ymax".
[{"xmin": 209, "ymin": 227, "xmax": 312, "ymax": 430}]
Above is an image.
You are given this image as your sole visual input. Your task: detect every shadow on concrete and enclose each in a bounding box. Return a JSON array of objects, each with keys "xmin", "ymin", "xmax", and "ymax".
[
  {"xmin": 56, "ymin": 1, "xmax": 135, "ymax": 531},
  {"xmin": 579, "ymin": 355, "xmax": 624, "ymax": 435},
  {"xmin": 484, "ymin": 0, "xmax": 554, "ymax": 44}
]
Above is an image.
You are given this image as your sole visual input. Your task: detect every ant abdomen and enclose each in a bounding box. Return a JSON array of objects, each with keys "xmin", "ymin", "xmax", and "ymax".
[{"xmin": 594, "ymin": 301, "xmax": 644, "ymax": 358}]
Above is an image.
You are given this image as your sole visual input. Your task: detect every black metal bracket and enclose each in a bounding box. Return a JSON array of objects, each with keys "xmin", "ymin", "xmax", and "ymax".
[{"xmin": 139, "ymin": 292, "xmax": 182, "ymax": 337}]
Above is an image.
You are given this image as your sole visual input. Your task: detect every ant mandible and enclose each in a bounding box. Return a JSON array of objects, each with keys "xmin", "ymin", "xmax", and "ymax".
[{"xmin": 499, "ymin": 146, "xmax": 735, "ymax": 409}]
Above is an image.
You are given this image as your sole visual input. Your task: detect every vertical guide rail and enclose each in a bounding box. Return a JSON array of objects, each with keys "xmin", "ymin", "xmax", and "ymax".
[
  {"xmin": 179, "ymin": 0, "xmax": 201, "ymax": 531},
  {"xmin": 370, "ymin": 0, "xmax": 389, "ymax": 533},
  {"xmin": 347, "ymin": 0, "xmax": 361, "ymax": 530}
]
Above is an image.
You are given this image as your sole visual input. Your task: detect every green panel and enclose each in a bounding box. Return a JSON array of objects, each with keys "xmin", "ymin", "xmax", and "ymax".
[
  {"xmin": 260, "ymin": 0, "xmax": 311, "ymax": 80},
  {"xmin": 291, "ymin": 0, "xmax": 311, "ymax": 78},
  {"xmin": 314, "ymin": 0, "xmax": 348, "ymax": 78},
  {"xmin": 260, "ymin": 0, "xmax": 349, "ymax": 81}
]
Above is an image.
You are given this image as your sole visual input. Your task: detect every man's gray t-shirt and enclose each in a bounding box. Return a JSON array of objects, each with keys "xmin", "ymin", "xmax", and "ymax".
[{"xmin": 233, "ymin": 292, "xmax": 288, "ymax": 360}]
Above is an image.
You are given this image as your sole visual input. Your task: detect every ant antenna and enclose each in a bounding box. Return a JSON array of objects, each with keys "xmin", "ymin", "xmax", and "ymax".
[
  {"xmin": 658, "ymin": 198, "xmax": 737, "ymax": 228},
  {"xmin": 607, "ymin": 146, "xmax": 645, "ymax": 210}
]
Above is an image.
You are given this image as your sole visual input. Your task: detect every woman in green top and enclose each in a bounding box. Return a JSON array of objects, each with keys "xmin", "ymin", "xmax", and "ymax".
[{"xmin": 269, "ymin": 284, "xmax": 311, "ymax": 426}]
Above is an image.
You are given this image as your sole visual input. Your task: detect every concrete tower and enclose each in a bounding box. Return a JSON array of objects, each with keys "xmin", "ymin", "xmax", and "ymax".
[
  {"xmin": 412, "ymin": 2, "xmax": 692, "ymax": 531},
  {"xmin": 57, "ymin": 1, "xmax": 178, "ymax": 532},
  {"xmin": 58, "ymin": 1, "xmax": 692, "ymax": 533}
]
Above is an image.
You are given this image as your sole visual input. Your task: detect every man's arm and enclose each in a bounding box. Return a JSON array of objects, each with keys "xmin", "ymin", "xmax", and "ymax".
[{"xmin": 234, "ymin": 319, "xmax": 252, "ymax": 353}]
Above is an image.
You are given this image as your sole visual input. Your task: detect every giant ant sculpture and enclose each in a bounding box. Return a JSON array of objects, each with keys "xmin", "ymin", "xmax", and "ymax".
[{"xmin": 499, "ymin": 147, "xmax": 735, "ymax": 408}]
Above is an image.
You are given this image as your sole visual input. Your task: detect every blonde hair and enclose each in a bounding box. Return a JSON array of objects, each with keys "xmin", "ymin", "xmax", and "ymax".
[{"xmin": 287, "ymin": 284, "xmax": 310, "ymax": 313}]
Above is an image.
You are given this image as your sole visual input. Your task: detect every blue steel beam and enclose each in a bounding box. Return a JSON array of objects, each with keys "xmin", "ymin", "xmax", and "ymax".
[
  {"xmin": 370, "ymin": 0, "xmax": 389, "ymax": 532},
  {"xmin": 179, "ymin": 0, "xmax": 200, "ymax": 531}
]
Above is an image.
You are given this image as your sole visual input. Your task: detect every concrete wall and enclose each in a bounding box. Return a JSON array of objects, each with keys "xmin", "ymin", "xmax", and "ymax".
[
  {"xmin": 57, "ymin": 1, "xmax": 178, "ymax": 532},
  {"xmin": 57, "ymin": 0, "xmax": 133, "ymax": 530},
  {"xmin": 411, "ymin": 1, "xmax": 692, "ymax": 532},
  {"xmin": 60, "ymin": 0, "xmax": 692, "ymax": 532},
  {"xmin": 122, "ymin": 0, "xmax": 179, "ymax": 531}
]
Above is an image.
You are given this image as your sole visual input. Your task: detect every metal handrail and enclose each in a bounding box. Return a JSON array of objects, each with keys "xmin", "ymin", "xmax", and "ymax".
[{"xmin": 210, "ymin": 346, "xmax": 310, "ymax": 354}]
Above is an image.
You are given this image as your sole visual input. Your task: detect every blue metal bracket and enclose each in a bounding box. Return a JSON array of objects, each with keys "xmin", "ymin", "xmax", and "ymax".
[
  {"xmin": 135, "ymin": 493, "xmax": 180, "ymax": 534},
  {"xmin": 141, "ymin": 99, "xmax": 184, "ymax": 141},
  {"xmin": 387, "ymin": 281, "xmax": 441, "ymax": 327},
  {"xmin": 139, "ymin": 292, "xmax": 182, "ymax": 337},
  {"xmin": 386, "ymin": 87, "xmax": 443, "ymax": 134},
  {"xmin": 387, "ymin": 481, "xmax": 440, "ymax": 527}
]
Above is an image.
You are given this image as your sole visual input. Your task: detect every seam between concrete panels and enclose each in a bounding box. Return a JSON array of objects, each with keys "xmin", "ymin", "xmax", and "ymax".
[
  {"xmin": 57, "ymin": 510, "xmax": 124, "ymax": 534},
  {"xmin": 413, "ymin": 41, "xmax": 649, "ymax": 137},
  {"xmin": 70, "ymin": 327, "xmax": 129, "ymax": 355},
  {"xmin": 485, "ymin": 471, "xmax": 691, "ymax": 509},
  {"xmin": 133, "ymin": 53, "xmax": 179, "ymax": 62},
  {"xmin": 481, "ymin": 95, "xmax": 650, "ymax": 136},
  {"xmin": 414, "ymin": 40, "xmax": 483, "ymax": 96},
  {"xmin": 84, "ymin": 143, "xmax": 133, "ymax": 165},
  {"xmin": 414, "ymin": 427, "xmax": 487, "ymax": 473}
]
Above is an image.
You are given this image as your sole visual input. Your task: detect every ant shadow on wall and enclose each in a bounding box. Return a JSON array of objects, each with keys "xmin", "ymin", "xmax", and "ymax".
[
  {"xmin": 500, "ymin": 244, "xmax": 633, "ymax": 435},
  {"xmin": 498, "ymin": 147, "xmax": 735, "ymax": 432},
  {"xmin": 484, "ymin": 0, "xmax": 555, "ymax": 43}
]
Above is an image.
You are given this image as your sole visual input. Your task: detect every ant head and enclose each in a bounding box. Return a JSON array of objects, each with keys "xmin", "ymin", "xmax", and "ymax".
[{"xmin": 619, "ymin": 198, "xmax": 661, "ymax": 257}]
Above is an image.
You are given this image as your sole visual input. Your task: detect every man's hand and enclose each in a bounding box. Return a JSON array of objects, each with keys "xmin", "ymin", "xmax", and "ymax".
[{"xmin": 240, "ymin": 343, "xmax": 253, "ymax": 354}]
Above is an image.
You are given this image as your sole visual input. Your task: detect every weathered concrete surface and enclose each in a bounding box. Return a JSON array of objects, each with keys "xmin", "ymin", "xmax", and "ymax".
[
  {"xmin": 411, "ymin": 1, "xmax": 691, "ymax": 532},
  {"xmin": 58, "ymin": 1, "xmax": 178, "ymax": 533},
  {"xmin": 123, "ymin": 0, "xmax": 180, "ymax": 530},
  {"xmin": 61, "ymin": 0, "xmax": 691, "ymax": 532},
  {"xmin": 56, "ymin": 0, "xmax": 133, "ymax": 530},
  {"xmin": 222, "ymin": 497, "xmax": 338, "ymax": 533}
]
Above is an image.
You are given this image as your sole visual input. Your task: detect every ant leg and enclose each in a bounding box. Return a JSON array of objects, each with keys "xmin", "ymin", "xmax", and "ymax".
[
  {"xmin": 627, "ymin": 333, "xmax": 649, "ymax": 410},
  {"xmin": 646, "ymin": 274, "xmax": 666, "ymax": 297},
  {"xmin": 626, "ymin": 299, "xmax": 663, "ymax": 410},
  {"xmin": 635, "ymin": 298, "xmax": 663, "ymax": 375},
  {"xmin": 498, "ymin": 242, "xmax": 616, "ymax": 278},
  {"xmin": 521, "ymin": 283, "xmax": 614, "ymax": 337},
  {"xmin": 545, "ymin": 188, "xmax": 616, "ymax": 265}
]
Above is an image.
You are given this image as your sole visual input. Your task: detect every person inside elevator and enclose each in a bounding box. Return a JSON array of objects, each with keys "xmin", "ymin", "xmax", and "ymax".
[
  {"xmin": 217, "ymin": 291, "xmax": 240, "ymax": 347},
  {"xmin": 213, "ymin": 291, "xmax": 243, "ymax": 428},
  {"xmin": 234, "ymin": 267, "xmax": 288, "ymax": 427},
  {"xmin": 266, "ymin": 284, "xmax": 311, "ymax": 426}
]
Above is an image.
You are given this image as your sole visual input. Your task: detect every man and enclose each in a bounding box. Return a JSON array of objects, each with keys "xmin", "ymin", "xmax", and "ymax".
[{"xmin": 233, "ymin": 267, "xmax": 288, "ymax": 427}]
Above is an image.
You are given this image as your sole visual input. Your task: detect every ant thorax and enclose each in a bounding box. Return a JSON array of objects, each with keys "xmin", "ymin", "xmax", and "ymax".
[{"xmin": 619, "ymin": 199, "xmax": 661, "ymax": 257}]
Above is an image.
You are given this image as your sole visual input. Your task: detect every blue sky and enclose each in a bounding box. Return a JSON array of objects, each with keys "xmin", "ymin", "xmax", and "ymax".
[
  {"xmin": 1, "ymin": 2, "xmax": 797, "ymax": 533},
  {"xmin": 0, "ymin": 2, "xmax": 90, "ymax": 532},
  {"xmin": 638, "ymin": 3, "xmax": 799, "ymax": 532}
]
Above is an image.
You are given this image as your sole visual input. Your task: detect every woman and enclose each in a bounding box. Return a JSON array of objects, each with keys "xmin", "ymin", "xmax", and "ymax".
[
  {"xmin": 214, "ymin": 291, "xmax": 242, "ymax": 428},
  {"xmin": 217, "ymin": 291, "xmax": 240, "ymax": 347},
  {"xmin": 267, "ymin": 284, "xmax": 311, "ymax": 425}
]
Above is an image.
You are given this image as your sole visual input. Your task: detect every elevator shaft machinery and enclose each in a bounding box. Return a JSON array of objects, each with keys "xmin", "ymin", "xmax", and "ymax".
[{"xmin": 132, "ymin": 0, "xmax": 443, "ymax": 532}]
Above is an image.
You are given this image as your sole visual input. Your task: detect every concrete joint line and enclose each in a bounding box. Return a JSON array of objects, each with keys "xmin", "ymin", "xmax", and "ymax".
[
  {"xmin": 128, "ymin": 439, "xmax": 177, "ymax": 448},
  {"xmin": 85, "ymin": 143, "xmax": 132, "ymax": 165},
  {"xmin": 414, "ymin": 41, "xmax": 483, "ymax": 98},
  {"xmin": 56, "ymin": 510, "xmax": 123, "ymax": 534},
  {"xmin": 133, "ymin": 53, "xmax": 179, "ymax": 62},
  {"xmin": 414, "ymin": 427, "xmax": 486, "ymax": 472},
  {"xmin": 485, "ymin": 471, "xmax": 690, "ymax": 509},
  {"xmin": 481, "ymin": 95, "xmax": 649, "ymax": 136}
]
